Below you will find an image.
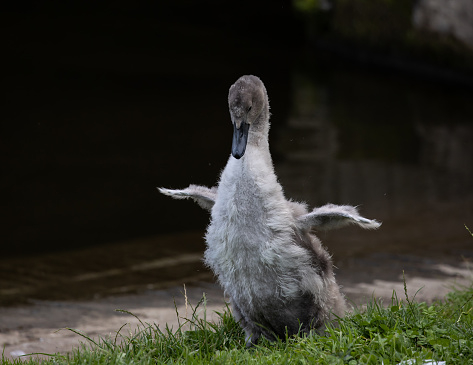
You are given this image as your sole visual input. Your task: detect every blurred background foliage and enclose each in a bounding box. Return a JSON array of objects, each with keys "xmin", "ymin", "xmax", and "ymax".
[{"xmin": 294, "ymin": 0, "xmax": 473, "ymax": 74}]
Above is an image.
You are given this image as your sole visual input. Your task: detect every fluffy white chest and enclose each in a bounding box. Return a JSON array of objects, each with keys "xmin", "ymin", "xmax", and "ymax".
[
  {"xmin": 207, "ymin": 150, "xmax": 290, "ymax": 249},
  {"xmin": 204, "ymin": 150, "xmax": 308, "ymax": 302}
]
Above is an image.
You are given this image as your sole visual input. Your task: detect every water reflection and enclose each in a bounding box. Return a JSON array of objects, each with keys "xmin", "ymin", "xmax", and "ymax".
[{"xmin": 274, "ymin": 66, "xmax": 473, "ymax": 268}]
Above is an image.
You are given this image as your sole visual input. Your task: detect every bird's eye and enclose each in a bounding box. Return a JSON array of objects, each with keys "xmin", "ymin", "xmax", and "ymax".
[{"xmin": 247, "ymin": 106, "xmax": 252, "ymax": 112}]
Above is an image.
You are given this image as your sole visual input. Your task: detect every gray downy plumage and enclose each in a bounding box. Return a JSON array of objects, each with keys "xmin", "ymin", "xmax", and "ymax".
[{"xmin": 159, "ymin": 75, "xmax": 381, "ymax": 346}]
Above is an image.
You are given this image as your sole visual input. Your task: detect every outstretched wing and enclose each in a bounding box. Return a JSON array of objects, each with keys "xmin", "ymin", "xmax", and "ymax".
[
  {"xmin": 158, "ymin": 184, "xmax": 217, "ymax": 211},
  {"xmin": 297, "ymin": 204, "xmax": 381, "ymax": 231}
]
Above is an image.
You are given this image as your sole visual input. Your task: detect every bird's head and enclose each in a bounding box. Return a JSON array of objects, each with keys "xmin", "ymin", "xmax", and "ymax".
[{"xmin": 228, "ymin": 75, "xmax": 269, "ymax": 159}]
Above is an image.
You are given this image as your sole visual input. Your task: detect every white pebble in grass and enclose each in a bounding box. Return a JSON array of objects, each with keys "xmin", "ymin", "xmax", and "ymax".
[{"xmin": 10, "ymin": 350, "xmax": 26, "ymax": 357}]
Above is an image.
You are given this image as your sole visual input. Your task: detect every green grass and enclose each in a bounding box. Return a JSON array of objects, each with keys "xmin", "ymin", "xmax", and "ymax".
[{"xmin": 3, "ymin": 282, "xmax": 473, "ymax": 365}]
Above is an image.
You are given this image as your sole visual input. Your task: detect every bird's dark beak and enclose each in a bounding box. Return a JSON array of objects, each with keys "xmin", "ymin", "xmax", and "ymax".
[{"xmin": 231, "ymin": 122, "xmax": 250, "ymax": 159}]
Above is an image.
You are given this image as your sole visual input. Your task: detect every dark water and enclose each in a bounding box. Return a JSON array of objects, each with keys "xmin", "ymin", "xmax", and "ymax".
[
  {"xmin": 1, "ymin": 47, "xmax": 473, "ymax": 305},
  {"xmin": 274, "ymin": 57, "xmax": 473, "ymax": 265}
]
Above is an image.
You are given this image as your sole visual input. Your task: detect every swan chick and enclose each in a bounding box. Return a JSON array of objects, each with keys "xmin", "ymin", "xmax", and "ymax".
[{"xmin": 159, "ymin": 75, "xmax": 380, "ymax": 346}]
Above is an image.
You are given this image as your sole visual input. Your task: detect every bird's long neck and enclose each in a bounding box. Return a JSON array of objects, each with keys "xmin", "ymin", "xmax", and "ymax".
[
  {"xmin": 246, "ymin": 107, "xmax": 270, "ymax": 158},
  {"xmin": 247, "ymin": 130, "xmax": 269, "ymax": 151},
  {"xmin": 244, "ymin": 128, "xmax": 272, "ymax": 172}
]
